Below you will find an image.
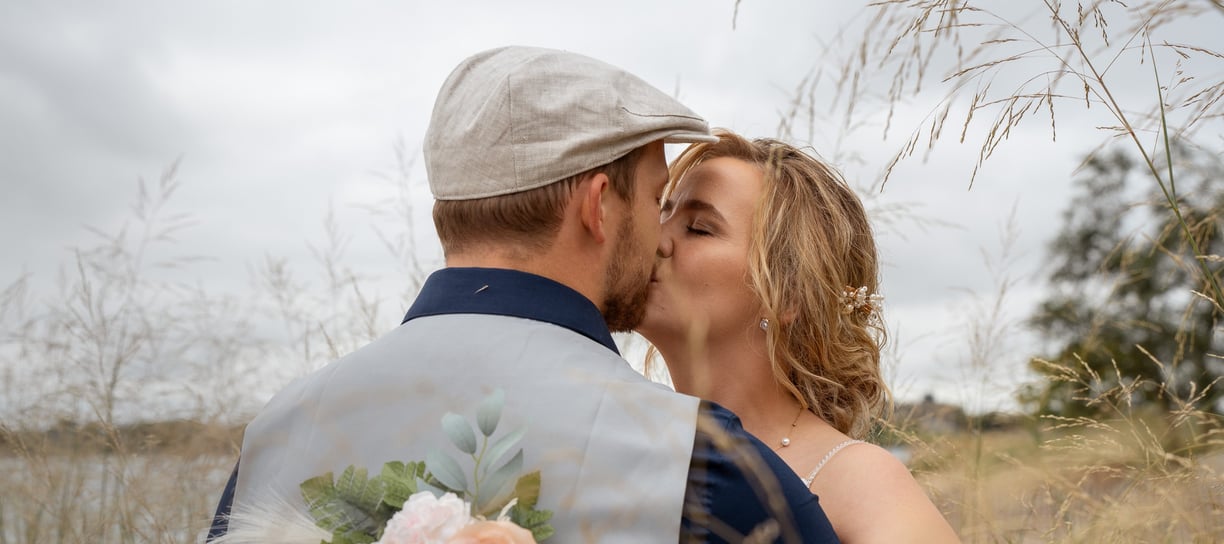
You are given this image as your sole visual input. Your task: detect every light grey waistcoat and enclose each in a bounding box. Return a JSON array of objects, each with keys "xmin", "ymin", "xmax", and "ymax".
[{"xmin": 233, "ymin": 313, "xmax": 699, "ymax": 542}]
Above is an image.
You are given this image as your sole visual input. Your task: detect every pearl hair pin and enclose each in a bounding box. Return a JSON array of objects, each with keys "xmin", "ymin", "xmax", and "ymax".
[{"xmin": 841, "ymin": 285, "xmax": 884, "ymax": 315}]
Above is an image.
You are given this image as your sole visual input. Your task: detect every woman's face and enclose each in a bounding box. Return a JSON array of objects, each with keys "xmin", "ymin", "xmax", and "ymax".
[{"xmin": 637, "ymin": 156, "xmax": 766, "ymax": 347}]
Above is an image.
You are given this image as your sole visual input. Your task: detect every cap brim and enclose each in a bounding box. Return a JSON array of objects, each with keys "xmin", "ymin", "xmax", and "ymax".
[{"xmin": 662, "ymin": 131, "xmax": 720, "ymax": 144}]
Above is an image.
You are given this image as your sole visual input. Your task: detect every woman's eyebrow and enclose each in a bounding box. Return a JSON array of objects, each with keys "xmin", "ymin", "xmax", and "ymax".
[{"xmin": 663, "ymin": 198, "xmax": 727, "ymax": 223}]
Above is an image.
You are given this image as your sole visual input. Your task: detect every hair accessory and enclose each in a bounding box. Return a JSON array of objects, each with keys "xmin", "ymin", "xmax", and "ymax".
[
  {"xmin": 759, "ymin": 318, "xmax": 769, "ymax": 331},
  {"xmin": 841, "ymin": 286, "xmax": 883, "ymax": 316},
  {"xmin": 425, "ymin": 46, "xmax": 719, "ymax": 201}
]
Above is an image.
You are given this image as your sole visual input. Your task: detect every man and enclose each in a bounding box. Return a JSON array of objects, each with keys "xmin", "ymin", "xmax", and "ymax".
[{"xmin": 209, "ymin": 46, "xmax": 839, "ymax": 543}]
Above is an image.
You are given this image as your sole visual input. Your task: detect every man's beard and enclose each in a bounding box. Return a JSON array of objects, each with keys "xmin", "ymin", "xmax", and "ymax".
[{"xmin": 602, "ymin": 217, "xmax": 652, "ymax": 333}]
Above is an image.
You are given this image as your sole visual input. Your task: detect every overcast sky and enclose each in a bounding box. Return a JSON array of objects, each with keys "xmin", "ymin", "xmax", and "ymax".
[{"xmin": 3, "ymin": 1, "xmax": 1222, "ymax": 418}]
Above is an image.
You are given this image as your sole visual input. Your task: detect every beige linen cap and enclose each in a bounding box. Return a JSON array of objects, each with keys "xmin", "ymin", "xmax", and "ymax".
[{"xmin": 424, "ymin": 46, "xmax": 719, "ymax": 200}]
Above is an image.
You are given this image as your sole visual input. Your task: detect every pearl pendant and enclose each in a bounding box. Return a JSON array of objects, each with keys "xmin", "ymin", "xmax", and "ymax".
[{"xmin": 781, "ymin": 437, "xmax": 791, "ymax": 447}]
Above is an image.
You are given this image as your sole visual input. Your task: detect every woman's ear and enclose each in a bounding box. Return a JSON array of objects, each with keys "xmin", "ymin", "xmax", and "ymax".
[
  {"xmin": 766, "ymin": 304, "xmax": 799, "ymax": 326},
  {"xmin": 578, "ymin": 172, "xmax": 611, "ymax": 244}
]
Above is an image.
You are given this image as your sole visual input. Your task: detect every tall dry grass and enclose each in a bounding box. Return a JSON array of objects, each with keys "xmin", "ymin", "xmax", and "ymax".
[
  {"xmin": 0, "ymin": 143, "xmax": 436, "ymax": 542},
  {"xmin": 0, "ymin": 162, "xmax": 253, "ymax": 541},
  {"xmin": 2, "ymin": 2, "xmax": 1222, "ymax": 542},
  {"xmin": 815, "ymin": 1, "xmax": 1224, "ymax": 541}
]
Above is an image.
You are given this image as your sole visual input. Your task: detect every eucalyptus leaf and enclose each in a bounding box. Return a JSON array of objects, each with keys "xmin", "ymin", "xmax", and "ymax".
[
  {"xmin": 476, "ymin": 389, "xmax": 505, "ymax": 436},
  {"xmin": 477, "ymin": 449, "xmax": 522, "ymax": 511},
  {"xmin": 425, "ymin": 449, "xmax": 469, "ymax": 493},
  {"xmin": 483, "ymin": 426, "xmax": 526, "ymax": 469},
  {"xmin": 477, "ymin": 491, "xmax": 514, "ymax": 518},
  {"xmin": 441, "ymin": 412, "xmax": 478, "ymax": 454},
  {"xmin": 417, "ymin": 478, "xmax": 450, "ymax": 499}
]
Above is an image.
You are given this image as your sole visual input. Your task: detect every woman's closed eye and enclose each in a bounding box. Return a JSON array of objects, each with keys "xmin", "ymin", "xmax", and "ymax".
[{"xmin": 686, "ymin": 223, "xmax": 714, "ymax": 236}]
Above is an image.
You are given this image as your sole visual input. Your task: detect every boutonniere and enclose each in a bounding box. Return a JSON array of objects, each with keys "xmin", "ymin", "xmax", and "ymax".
[{"xmin": 297, "ymin": 389, "xmax": 554, "ymax": 543}]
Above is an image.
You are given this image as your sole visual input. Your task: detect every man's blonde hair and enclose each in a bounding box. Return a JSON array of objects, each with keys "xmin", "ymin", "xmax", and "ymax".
[{"xmin": 667, "ymin": 130, "xmax": 890, "ymax": 438}]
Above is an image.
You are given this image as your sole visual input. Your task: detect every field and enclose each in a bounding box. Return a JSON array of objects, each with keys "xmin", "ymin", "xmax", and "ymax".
[
  {"xmin": 0, "ymin": 422, "xmax": 239, "ymax": 542},
  {"xmin": 911, "ymin": 422, "xmax": 1224, "ymax": 541},
  {"xmin": 3, "ymin": 1, "xmax": 1223, "ymax": 542},
  {"xmin": 3, "ymin": 412, "xmax": 1222, "ymax": 542}
]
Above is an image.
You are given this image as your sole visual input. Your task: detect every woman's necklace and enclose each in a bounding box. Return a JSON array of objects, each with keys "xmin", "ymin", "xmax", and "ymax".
[{"xmin": 777, "ymin": 404, "xmax": 803, "ymax": 449}]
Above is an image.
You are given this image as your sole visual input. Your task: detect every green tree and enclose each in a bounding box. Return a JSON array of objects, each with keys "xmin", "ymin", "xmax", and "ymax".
[{"xmin": 1024, "ymin": 146, "xmax": 1224, "ymax": 418}]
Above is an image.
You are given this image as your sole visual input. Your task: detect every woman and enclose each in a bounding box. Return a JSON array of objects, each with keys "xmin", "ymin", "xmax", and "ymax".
[{"xmin": 637, "ymin": 130, "xmax": 958, "ymax": 542}]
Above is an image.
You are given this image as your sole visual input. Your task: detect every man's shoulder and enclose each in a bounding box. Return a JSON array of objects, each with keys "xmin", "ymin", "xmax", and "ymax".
[
  {"xmin": 394, "ymin": 313, "xmax": 671, "ymax": 385},
  {"xmin": 250, "ymin": 315, "xmax": 684, "ymax": 426}
]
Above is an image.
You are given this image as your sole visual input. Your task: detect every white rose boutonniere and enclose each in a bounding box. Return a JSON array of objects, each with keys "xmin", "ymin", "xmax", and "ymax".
[{"xmin": 376, "ymin": 491, "xmax": 472, "ymax": 544}]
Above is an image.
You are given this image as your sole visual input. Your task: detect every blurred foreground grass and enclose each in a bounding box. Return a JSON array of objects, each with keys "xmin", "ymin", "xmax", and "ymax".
[{"xmin": 3, "ymin": 409, "xmax": 1221, "ymax": 543}]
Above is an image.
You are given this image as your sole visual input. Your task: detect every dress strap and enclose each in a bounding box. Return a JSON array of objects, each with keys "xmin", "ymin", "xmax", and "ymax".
[{"xmin": 801, "ymin": 439, "xmax": 865, "ymax": 486}]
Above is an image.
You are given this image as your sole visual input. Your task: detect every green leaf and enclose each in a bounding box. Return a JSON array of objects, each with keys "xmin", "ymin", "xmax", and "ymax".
[
  {"xmin": 300, "ymin": 473, "xmax": 340, "ymax": 531},
  {"xmin": 300, "ymin": 472, "xmax": 334, "ymax": 503},
  {"xmin": 299, "ymin": 467, "xmax": 386, "ymax": 535},
  {"xmin": 330, "ymin": 530, "xmax": 377, "ymax": 544},
  {"xmin": 335, "ymin": 466, "xmax": 386, "ymax": 515},
  {"xmin": 476, "ymin": 449, "xmax": 522, "ymax": 511},
  {"xmin": 483, "ymin": 426, "xmax": 526, "ymax": 469},
  {"xmin": 525, "ymin": 509, "xmax": 554, "ymax": 526},
  {"xmin": 442, "ymin": 412, "xmax": 478, "ymax": 454},
  {"xmin": 531, "ymin": 523, "xmax": 555, "ymax": 542},
  {"xmin": 476, "ymin": 389, "xmax": 505, "ymax": 436},
  {"xmin": 379, "ymin": 461, "xmax": 423, "ymax": 509},
  {"xmin": 509, "ymin": 505, "xmax": 555, "ymax": 542},
  {"xmin": 512, "ymin": 470, "xmax": 543, "ymax": 510},
  {"xmin": 425, "ymin": 449, "xmax": 469, "ymax": 493}
]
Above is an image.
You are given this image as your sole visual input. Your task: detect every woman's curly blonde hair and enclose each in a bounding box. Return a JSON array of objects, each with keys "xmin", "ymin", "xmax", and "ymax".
[{"xmin": 666, "ymin": 129, "xmax": 891, "ymax": 438}]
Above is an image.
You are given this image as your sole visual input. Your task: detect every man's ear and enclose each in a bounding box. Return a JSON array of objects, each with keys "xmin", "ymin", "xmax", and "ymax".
[{"xmin": 578, "ymin": 172, "xmax": 610, "ymax": 244}]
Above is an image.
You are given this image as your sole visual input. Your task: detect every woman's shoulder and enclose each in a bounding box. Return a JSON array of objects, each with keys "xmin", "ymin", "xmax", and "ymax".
[
  {"xmin": 816, "ymin": 440, "xmax": 910, "ymax": 483},
  {"xmin": 808, "ymin": 441, "xmax": 960, "ymax": 543}
]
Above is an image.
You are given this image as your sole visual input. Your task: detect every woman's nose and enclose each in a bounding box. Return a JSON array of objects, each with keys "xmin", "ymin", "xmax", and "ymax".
[{"xmin": 656, "ymin": 223, "xmax": 674, "ymax": 258}]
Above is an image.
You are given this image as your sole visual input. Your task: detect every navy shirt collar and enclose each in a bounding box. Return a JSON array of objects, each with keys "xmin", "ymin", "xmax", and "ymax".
[{"xmin": 402, "ymin": 267, "xmax": 620, "ymax": 355}]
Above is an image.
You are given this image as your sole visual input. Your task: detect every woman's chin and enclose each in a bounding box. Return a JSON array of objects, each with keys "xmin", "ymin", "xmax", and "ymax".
[
  {"xmin": 634, "ymin": 308, "xmax": 669, "ymax": 343},
  {"xmin": 634, "ymin": 313, "xmax": 659, "ymax": 339}
]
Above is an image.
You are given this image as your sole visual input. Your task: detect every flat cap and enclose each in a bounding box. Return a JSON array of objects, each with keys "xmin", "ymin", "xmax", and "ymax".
[{"xmin": 425, "ymin": 46, "xmax": 718, "ymax": 200}]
